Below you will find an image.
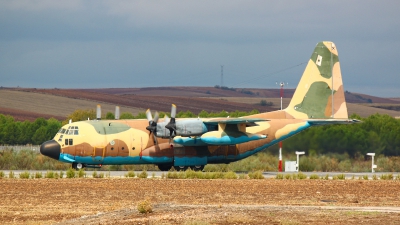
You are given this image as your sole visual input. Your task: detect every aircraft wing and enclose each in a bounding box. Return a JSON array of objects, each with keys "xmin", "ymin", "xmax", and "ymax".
[
  {"xmin": 174, "ymin": 118, "xmax": 267, "ymax": 146},
  {"xmin": 203, "ymin": 118, "xmax": 268, "ymax": 127}
]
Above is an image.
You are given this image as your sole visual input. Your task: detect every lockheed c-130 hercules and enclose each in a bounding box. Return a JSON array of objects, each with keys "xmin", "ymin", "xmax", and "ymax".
[{"xmin": 40, "ymin": 41, "xmax": 359, "ymax": 171}]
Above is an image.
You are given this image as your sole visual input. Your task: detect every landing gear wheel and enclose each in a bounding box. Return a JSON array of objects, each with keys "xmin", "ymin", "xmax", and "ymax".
[
  {"xmin": 72, "ymin": 163, "xmax": 84, "ymax": 170},
  {"xmin": 191, "ymin": 165, "xmax": 205, "ymax": 171},
  {"xmin": 157, "ymin": 164, "xmax": 173, "ymax": 171},
  {"xmin": 174, "ymin": 166, "xmax": 188, "ymax": 171}
]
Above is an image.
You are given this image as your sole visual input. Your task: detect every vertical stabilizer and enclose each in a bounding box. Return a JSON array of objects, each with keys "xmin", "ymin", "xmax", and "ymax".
[{"xmin": 285, "ymin": 41, "xmax": 348, "ymax": 119}]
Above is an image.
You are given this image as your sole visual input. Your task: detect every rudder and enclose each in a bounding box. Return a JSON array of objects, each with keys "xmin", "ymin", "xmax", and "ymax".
[{"xmin": 285, "ymin": 41, "xmax": 348, "ymax": 119}]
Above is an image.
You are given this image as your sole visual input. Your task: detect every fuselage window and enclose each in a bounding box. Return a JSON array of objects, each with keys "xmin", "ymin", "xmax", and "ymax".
[
  {"xmin": 65, "ymin": 139, "xmax": 68, "ymax": 145},
  {"xmin": 69, "ymin": 139, "xmax": 73, "ymax": 145},
  {"xmin": 74, "ymin": 130, "xmax": 79, "ymax": 135},
  {"xmin": 58, "ymin": 135, "xmax": 63, "ymax": 142}
]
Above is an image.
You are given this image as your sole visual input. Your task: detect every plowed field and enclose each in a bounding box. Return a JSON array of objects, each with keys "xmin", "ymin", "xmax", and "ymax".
[{"xmin": 1, "ymin": 179, "xmax": 400, "ymax": 224}]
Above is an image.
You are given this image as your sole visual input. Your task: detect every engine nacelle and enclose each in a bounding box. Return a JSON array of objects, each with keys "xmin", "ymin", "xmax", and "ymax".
[{"xmin": 155, "ymin": 118, "xmax": 209, "ymax": 138}]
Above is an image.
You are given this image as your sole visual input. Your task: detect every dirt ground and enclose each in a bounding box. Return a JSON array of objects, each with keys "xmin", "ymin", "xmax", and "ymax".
[{"xmin": 1, "ymin": 178, "xmax": 400, "ymax": 224}]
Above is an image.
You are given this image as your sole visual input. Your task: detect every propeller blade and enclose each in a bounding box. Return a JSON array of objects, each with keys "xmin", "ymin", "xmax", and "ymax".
[
  {"xmin": 115, "ymin": 106, "xmax": 120, "ymax": 120},
  {"xmin": 165, "ymin": 104, "xmax": 177, "ymax": 141},
  {"xmin": 146, "ymin": 109, "xmax": 153, "ymax": 122},
  {"xmin": 96, "ymin": 104, "xmax": 101, "ymax": 120},
  {"xmin": 153, "ymin": 111, "xmax": 159, "ymax": 123},
  {"xmin": 171, "ymin": 104, "xmax": 176, "ymax": 118}
]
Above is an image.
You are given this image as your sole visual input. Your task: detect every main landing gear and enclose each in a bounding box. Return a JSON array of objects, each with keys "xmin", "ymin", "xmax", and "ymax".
[{"xmin": 157, "ymin": 164, "xmax": 205, "ymax": 171}]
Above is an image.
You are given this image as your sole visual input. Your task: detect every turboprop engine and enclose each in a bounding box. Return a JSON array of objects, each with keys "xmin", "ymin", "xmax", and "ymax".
[{"xmin": 146, "ymin": 104, "xmax": 211, "ymax": 140}]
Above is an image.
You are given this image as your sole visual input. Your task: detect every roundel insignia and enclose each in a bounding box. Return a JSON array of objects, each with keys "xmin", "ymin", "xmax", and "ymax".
[{"xmin": 110, "ymin": 140, "xmax": 115, "ymax": 146}]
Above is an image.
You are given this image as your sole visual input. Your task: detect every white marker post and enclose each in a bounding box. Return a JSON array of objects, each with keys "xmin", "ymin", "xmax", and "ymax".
[
  {"xmin": 367, "ymin": 153, "xmax": 377, "ymax": 173},
  {"xmin": 295, "ymin": 151, "xmax": 305, "ymax": 172}
]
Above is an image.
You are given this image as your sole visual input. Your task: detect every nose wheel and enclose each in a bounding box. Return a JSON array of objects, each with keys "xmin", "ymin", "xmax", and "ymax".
[{"xmin": 72, "ymin": 162, "xmax": 84, "ymax": 170}]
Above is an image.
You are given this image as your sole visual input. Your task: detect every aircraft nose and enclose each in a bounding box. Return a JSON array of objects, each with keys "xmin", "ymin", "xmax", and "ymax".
[{"xmin": 40, "ymin": 140, "xmax": 61, "ymax": 160}]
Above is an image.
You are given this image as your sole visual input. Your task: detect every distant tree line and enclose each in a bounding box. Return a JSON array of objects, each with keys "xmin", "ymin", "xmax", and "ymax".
[
  {"xmin": 1, "ymin": 111, "xmax": 399, "ymax": 157},
  {"xmin": 283, "ymin": 114, "xmax": 400, "ymax": 157},
  {"xmin": 0, "ymin": 115, "xmax": 61, "ymax": 145}
]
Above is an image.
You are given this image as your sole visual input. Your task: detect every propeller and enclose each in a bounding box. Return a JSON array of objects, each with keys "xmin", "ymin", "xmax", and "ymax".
[
  {"xmin": 145, "ymin": 109, "xmax": 159, "ymax": 144},
  {"xmin": 165, "ymin": 104, "xmax": 177, "ymax": 142}
]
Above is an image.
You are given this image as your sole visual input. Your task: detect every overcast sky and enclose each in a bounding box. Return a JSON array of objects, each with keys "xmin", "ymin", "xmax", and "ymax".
[{"xmin": 1, "ymin": 1, "xmax": 399, "ymax": 97}]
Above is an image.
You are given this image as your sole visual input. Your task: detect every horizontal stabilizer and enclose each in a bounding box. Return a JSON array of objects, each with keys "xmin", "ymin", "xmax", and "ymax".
[{"xmin": 307, "ymin": 119, "xmax": 361, "ymax": 126}]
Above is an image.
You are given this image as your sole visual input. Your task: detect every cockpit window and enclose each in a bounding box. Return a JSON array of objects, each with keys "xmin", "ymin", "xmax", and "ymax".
[
  {"xmin": 58, "ymin": 128, "xmax": 66, "ymax": 134},
  {"xmin": 65, "ymin": 126, "xmax": 79, "ymax": 135}
]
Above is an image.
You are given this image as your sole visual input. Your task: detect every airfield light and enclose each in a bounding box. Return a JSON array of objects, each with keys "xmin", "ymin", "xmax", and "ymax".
[
  {"xmin": 295, "ymin": 151, "xmax": 305, "ymax": 172},
  {"xmin": 276, "ymin": 81, "xmax": 288, "ymax": 172},
  {"xmin": 367, "ymin": 153, "xmax": 377, "ymax": 173}
]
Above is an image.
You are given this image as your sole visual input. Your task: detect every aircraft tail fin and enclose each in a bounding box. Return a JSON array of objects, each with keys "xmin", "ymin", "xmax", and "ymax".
[{"xmin": 284, "ymin": 41, "xmax": 348, "ymax": 119}]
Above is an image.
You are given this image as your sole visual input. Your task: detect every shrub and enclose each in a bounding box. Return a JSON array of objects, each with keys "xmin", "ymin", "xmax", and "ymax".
[
  {"xmin": 248, "ymin": 171, "xmax": 264, "ymax": 179},
  {"xmin": 138, "ymin": 170, "xmax": 148, "ymax": 179},
  {"xmin": 238, "ymin": 173, "xmax": 248, "ymax": 179},
  {"xmin": 380, "ymin": 174, "xmax": 393, "ymax": 180},
  {"xmin": 45, "ymin": 171, "xmax": 55, "ymax": 178},
  {"xmin": 323, "ymin": 174, "xmax": 329, "ymax": 180},
  {"xmin": 337, "ymin": 174, "xmax": 346, "ymax": 180},
  {"xmin": 284, "ymin": 174, "xmax": 292, "ymax": 180},
  {"xmin": 125, "ymin": 171, "xmax": 136, "ymax": 178},
  {"xmin": 372, "ymin": 175, "xmax": 378, "ymax": 180},
  {"xmin": 275, "ymin": 174, "xmax": 284, "ymax": 179},
  {"xmin": 92, "ymin": 171, "xmax": 104, "ymax": 178},
  {"xmin": 167, "ymin": 171, "xmax": 178, "ymax": 179},
  {"xmin": 19, "ymin": 171, "xmax": 30, "ymax": 179},
  {"xmin": 297, "ymin": 172, "xmax": 307, "ymax": 179},
  {"xmin": 9, "ymin": 171, "xmax": 15, "ymax": 178},
  {"xmin": 66, "ymin": 168, "xmax": 76, "ymax": 178},
  {"xmin": 309, "ymin": 174, "xmax": 319, "ymax": 180},
  {"xmin": 185, "ymin": 169, "xmax": 197, "ymax": 179},
  {"xmin": 35, "ymin": 172, "xmax": 42, "ymax": 179},
  {"xmin": 54, "ymin": 172, "xmax": 60, "ymax": 179},
  {"xmin": 137, "ymin": 199, "xmax": 152, "ymax": 214},
  {"xmin": 78, "ymin": 169, "xmax": 86, "ymax": 178},
  {"xmin": 59, "ymin": 171, "xmax": 64, "ymax": 178},
  {"xmin": 0, "ymin": 171, "xmax": 5, "ymax": 178},
  {"xmin": 363, "ymin": 175, "xmax": 369, "ymax": 180},
  {"xmin": 151, "ymin": 172, "xmax": 156, "ymax": 178},
  {"xmin": 223, "ymin": 171, "xmax": 237, "ymax": 179}
]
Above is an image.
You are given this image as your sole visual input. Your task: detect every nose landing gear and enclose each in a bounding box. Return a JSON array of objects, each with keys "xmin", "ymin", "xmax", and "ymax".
[{"xmin": 72, "ymin": 162, "xmax": 84, "ymax": 170}]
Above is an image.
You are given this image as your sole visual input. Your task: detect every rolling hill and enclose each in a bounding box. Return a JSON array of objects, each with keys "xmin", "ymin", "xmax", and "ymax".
[{"xmin": 0, "ymin": 87, "xmax": 398, "ymax": 121}]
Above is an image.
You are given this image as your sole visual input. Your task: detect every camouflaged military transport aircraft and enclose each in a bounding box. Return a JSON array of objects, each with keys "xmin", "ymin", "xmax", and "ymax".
[{"xmin": 40, "ymin": 41, "xmax": 358, "ymax": 171}]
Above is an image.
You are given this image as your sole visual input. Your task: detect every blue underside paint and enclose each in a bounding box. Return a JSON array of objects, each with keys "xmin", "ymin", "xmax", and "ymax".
[
  {"xmin": 59, "ymin": 122, "xmax": 310, "ymax": 166},
  {"xmin": 201, "ymin": 135, "xmax": 265, "ymax": 145}
]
